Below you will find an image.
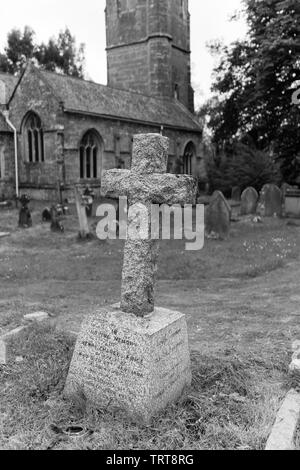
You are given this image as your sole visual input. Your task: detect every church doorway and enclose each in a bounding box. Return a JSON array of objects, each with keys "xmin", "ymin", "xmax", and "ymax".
[
  {"xmin": 79, "ymin": 130, "xmax": 103, "ymax": 180},
  {"xmin": 183, "ymin": 141, "xmax": 196, "ymax": 175}
]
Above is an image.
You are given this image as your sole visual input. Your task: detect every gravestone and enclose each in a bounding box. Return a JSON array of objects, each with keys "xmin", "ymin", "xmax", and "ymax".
[
  {"xmin": 284, "ymin": 188, "xmax": 300, "ymax": 218},
  {"xmin": 64, "ymin": 134, "xmax": 196, "ymax": 423},
  {"xmin": 257, "ymin": 184, "xmax": 283, "ymax": 217},
  {"xmin": 74, "ymin": 186, "xmax": 91, "ymax": 239},
  {"xmin": 241, "ymin": 187, "xmax": 258, "ymax": 215},
  {"xmin": 18, "ymin": 194, "xmax": 32, "ymax": 228},
  {"xmin": 205, "ymin": 191, "xmax": 231, "ymax": 239},
  {"xmin": 42, "ymin": 208, "xmax": 52, "ymax": 222},
  {"xmin": 231, "ymin": 186, "xmax": 241, "ymax": 202},
  {"xmin": 50, "ymin": 205, "xmax": 64, "ymax": 232}
]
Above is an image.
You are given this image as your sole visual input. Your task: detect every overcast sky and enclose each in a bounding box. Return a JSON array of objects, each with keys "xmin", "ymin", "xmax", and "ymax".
[{"xmin": 0, "ymin": 0, "xmax": 248, "ymax": 107}]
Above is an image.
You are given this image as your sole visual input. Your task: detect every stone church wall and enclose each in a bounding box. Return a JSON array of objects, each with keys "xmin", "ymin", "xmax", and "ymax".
[{"xmin": 0, "ymin": 133, "xmax": 14, "ymax": 199}]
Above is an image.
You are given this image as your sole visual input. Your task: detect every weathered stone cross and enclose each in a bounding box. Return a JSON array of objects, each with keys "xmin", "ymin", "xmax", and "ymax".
[{"xmin": 101, "ymin": 133, "xmax": 196, "ymax": 317}]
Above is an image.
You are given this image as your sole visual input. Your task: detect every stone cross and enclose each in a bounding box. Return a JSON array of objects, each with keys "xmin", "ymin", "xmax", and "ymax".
[{"xmin": 101, "ymin": 133, "xmax": 196, "ymax": 317}]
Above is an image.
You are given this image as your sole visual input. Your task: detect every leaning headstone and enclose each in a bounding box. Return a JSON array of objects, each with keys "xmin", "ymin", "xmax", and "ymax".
[
  {"xmin": 64, "ymin": 134, "xmax": 196, "ymax": 423},
  {"xmin": 257, "ymin": 184, "xmax": 283, "ymax": 217},
  {"xmin": 231, "ymin": 186, "xmax": 241, "ymax": 202},
  {"xmin": 205, "ymin": 191, "xmax": 231, "ymax": 239},
  {"xmin": 241, "ymin": 187, "xmax": 258, "ymax": 215},
  {"xmin": 74, "ymin": 186, "xmax": 91, "ymax": 239}
]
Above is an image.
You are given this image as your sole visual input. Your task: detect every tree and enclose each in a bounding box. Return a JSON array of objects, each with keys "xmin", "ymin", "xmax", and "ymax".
[
  {"xmin": 0, "ymin": 26, "xmax": 85, "ymax": 78},
  {"xmin": 1, "ymin": 26, "xmax": 35, "ymax": 74},
  {"xmin": 203, "ymin": 0, "xmax": 300, "ymax": 184},
  {"xmin": 207, "ymin": 142, "xmax": 281, "ymax": 196},
  {"xmin": 35, "ymin": 28, "xmax": 85, "ymax": 78}
]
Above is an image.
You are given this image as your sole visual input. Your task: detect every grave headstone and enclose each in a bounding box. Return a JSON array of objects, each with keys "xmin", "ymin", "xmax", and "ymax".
[
  {"xmin": 240, "ymin": 187, "xmax": 258, "ymax": 215},
  {"xmin": 74, "ymin": 186, "xmax": 91, "ymax": 239},
  {"xmin": 50, "ymin": 205, "xmax": 64, "ymax": 232},
  {"xmin": 42, "ymin": 208, "xmax": 52, "ymax": 222},
  {"xmin": 284, "ymin": 188, "xmax": 300, "ymax": 218},
  {"xmin": 231, "ymin": 186, "xmax": 241, "ymax": 202},
  {"xmin": 65, "ymin": 134, "xmax": 196, "ymax": 423},
  {"xmin": 18, "ymin": 194, "xmax": 32, "ymax": 228},
  {"xmin": 205, "ymin": 191, "xmax": 231, "ymax": 239},
  {"xmin": 257, "ymin": 184, "xmax": 283, "ymax": 217}
]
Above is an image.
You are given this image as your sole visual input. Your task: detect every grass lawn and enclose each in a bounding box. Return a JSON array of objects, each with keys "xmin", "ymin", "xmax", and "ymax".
[{"xmin": 0, "ymin": 200, "xmax": 300, "ymax": 450}]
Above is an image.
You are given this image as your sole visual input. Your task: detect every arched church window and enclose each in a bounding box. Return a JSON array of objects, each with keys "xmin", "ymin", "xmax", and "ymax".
[
  {"xmin": 183, "ymin": 141, "xmax": 196, "ymax": 176},
  {"xmin": 79, "ymin": 130, "xmax": 102, "ymax": 180},
  {"xmin": 174, "ymin": 84, "xmax": 180, "ymax": 100},
  {"xmin": 23, "ymin": 113, "xmax": 44, "ymax": 163}
]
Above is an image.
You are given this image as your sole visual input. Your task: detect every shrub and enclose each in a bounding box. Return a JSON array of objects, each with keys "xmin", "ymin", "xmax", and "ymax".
[{"xmin": 207, "ymin": 143, "xmax": 281, "ymax": 196}]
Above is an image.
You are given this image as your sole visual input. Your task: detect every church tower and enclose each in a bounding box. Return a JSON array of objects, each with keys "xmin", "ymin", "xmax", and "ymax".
[{"xmin": 105, "ymin": 0, "xmax": 194, "ymax": 112}]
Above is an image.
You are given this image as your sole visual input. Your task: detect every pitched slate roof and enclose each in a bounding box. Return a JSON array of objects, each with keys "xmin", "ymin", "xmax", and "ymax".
[
  {"xmin": 40, "ymin": 70, "xmax": 201, "ymax": 132},
  {"xmin": 0, "ymin": 73, "xmax": 18, "ymax": 105}
]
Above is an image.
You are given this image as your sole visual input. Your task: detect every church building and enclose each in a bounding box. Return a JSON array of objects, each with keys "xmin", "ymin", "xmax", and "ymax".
[{"xmin": 0, "ymin": 0, "xmax": 204, "ymax": 200}]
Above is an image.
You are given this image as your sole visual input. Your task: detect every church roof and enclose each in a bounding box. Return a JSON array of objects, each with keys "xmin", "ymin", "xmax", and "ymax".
[
  {"xmin": 40, "ymin": 70, "xmax": 202, "ymax": 132},
  {"xmin": 0, "ymin": 73, "xmax": 18, "ymax": 105}
]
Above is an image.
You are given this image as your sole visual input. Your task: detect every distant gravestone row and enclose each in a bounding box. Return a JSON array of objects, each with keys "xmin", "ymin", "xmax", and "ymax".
[{"xmin": 205, "ymin": 183, "xmax": 285, "ymax": 239}]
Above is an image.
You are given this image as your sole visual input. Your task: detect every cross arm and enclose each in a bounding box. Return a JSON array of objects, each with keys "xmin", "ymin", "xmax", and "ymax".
[
  {"xmin": 140, "ymin": 174, "xmax": 197, "ymax": 206},
  {"xmin": 101, "ymin": 169, "xmax": 131, "ymax": 198}
]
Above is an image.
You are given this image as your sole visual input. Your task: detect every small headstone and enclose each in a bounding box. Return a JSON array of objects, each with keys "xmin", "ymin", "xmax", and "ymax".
[
  {"xmin": 18, "ymin": 194, "xmax": 32, "ymax": 228},
  {"xmin": 42, "ymin": 208, "xmax": 52, "ymax": 222},
  {"xmin": 231, "ymin": 186, "xmax": 241, "ymax": 202},
  {"xmin": 24, "ymin": 311, "xmax": 49, "ymax": 322},
  {"xmin": 205, "ymin": 191, "xmax": 231, "ymax": 239},
  {"xmin": 240, "ymin": 187, "xmax": 258, "ymax": 215},
  {"xmin": 50, "ymin": 205, "xmax": 64, "ymax": 232},
  {"xmin": 284, "ymin": 188, "xmax": 300, "ymax": 218},
  {"xmin": 257, "ymin": 184, "xmax": 283, "ymax": 217}
]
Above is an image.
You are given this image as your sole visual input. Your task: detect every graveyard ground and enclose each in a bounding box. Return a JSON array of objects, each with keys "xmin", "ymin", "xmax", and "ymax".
[{"xmin": 0, "ymin": 201, "xmax": 300, "ymax": 450}]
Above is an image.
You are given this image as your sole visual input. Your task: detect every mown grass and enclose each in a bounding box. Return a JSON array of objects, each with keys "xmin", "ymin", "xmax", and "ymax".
[{"xmin": 0, "ymin": 324, "xmax": 289, "ymax": 450}]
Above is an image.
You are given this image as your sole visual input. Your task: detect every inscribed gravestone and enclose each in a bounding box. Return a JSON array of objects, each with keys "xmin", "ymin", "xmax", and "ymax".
[
  {"xmin": 65, "ymin": 134, "xmax": 196, "ymax": 423},
  {"xmin": 257, "ymin": 184, "xmax": 283, "ymax": 217},
  {"xmin": 205, "ymin": 191, "xmax": 231, "ymax": 239},
  {"xmin": 241, "ymin": 187, "xmax": 258, "ymax": 215}
]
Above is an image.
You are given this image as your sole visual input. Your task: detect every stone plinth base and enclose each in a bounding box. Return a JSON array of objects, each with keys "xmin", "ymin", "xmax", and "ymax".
[{"xmin": 64, "ymin": 305, "xmax": 191, "ymax": 423}]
